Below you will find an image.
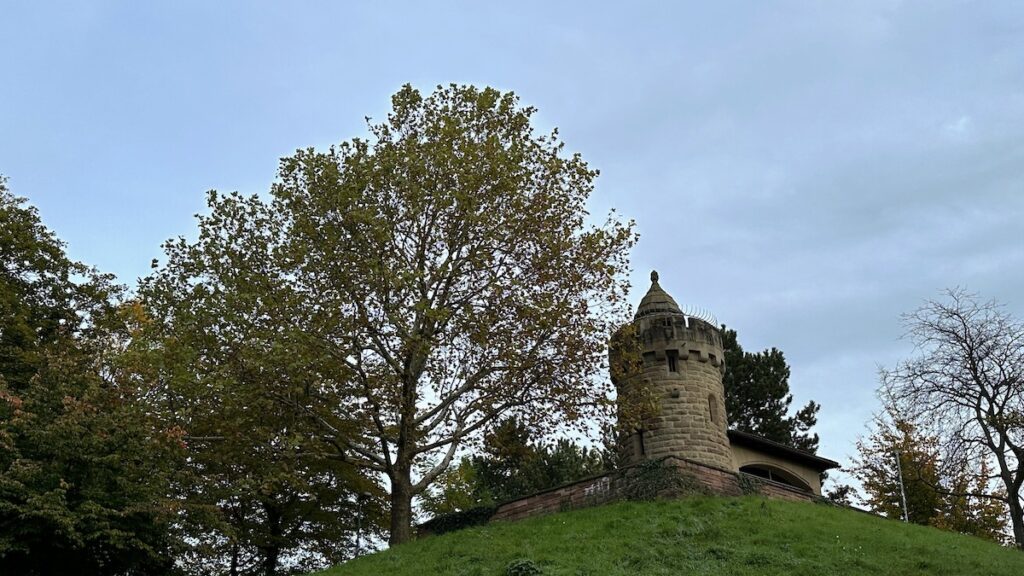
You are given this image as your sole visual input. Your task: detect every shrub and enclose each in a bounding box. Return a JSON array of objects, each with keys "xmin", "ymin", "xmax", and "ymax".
[
  {"xmin": 417, "ymin": 505, "xmax": 498, "ymax": 536},
  {"xmin": 506, "ymin": 558, "xmax": 543, "ymax": 575}
]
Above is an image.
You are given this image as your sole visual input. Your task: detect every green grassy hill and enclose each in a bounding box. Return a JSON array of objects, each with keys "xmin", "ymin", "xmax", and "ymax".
[{"xmin": 316, "ymin": 496, "xmax": 1023, "ymax": 576}]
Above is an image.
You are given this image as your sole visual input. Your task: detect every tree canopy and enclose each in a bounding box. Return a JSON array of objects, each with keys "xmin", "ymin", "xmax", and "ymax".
[
  {"xmin": 144, "ymin": 84, "xmax": 637, "ymax": 545},
  {"xmin": 852, "ymin": 408, "xmax": 1006, "ymax": 543},
  {"xmin": 0, "ymin": 178, "xmax": 180, "ymax": 575},
  {"xmin": 136, "ymin": 189, "xmax": 382, "ymax": 574}
]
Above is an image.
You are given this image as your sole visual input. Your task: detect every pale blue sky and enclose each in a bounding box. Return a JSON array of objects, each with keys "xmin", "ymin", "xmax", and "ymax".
[{"xmin": 4, "ymin": 1, "xmax": 1024, "ymax": 487}]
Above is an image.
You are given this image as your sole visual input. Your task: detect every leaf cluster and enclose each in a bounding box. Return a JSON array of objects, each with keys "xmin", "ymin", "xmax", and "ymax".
[
  {"xmin": 852, "ymin": 409, "xmax": 1007, "ymax": 543},
  {"xmin": 421, "ymin": 418, "xmax": 608, "ymax": 514},
  {"xmin": 1, "ymin": 178, "xmax": 180, "ymax": 575}
]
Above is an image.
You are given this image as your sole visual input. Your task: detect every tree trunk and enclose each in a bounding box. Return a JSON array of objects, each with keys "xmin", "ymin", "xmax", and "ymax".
[
  {"xmin": 389, "ymin": 466, "xmax": 414, "ymax": 546},
  {"xmin": 262, "ymin": 548, "xmax": 280, "ymax": 576},
  {"xmin": 261, "ymin": 503, "xmax": 282, "ymax": 576},
  {"xmin": 1009, "ymin": 492, "xmax": 1024, "ymax": 550}
]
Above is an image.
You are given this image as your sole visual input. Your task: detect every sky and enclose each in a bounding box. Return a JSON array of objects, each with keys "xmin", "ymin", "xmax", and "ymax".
[{"xmin": 3, "ymin": 1, "xmax": 1024, "ymax": 489}]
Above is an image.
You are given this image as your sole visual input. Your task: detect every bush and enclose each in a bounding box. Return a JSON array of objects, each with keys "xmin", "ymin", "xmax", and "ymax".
[
  {"xmin": 506, "ymin": 558, "xmax": 543, "ymax": 575},
  {"xmin": 417, "ymin": 505, "xmax": 498, "ymax": 536}
]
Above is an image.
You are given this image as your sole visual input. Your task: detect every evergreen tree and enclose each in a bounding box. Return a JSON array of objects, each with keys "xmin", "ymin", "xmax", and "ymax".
[
  {"xmin": 471, "ymin": 418, "xmax": 545, "ymax": 503},
  {"xmin": 423, "ymin": 419, "xmax": 606, "ymax": 512},
  {"xmin": 720, "ymin": 327, "xmax": 820, "ymax": 452}
]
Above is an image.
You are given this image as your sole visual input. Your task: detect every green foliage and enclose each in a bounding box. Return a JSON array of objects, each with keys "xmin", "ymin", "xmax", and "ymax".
[
  {"xmin": 419, "ymin": 458, "xmax": 485, "ymax": 517},
  {"xmin": 0, "ymin": 178, "xmax": 180, "ymax": 575},
  {"xmin": 137, "ymin": 190, "xmax": 382, "ymax": 574},
  {"xmin": 423, "ymin": 419, "xmax": 608, "ymax": 514},
  {"xmin": 824, "ymin": 483, "xmax": 856, "ymax": 507},
  {"xmin": 318, "ymin": 497, "xmax": 1024, "ymax": 576},
  {"xmin": 505, "ymin": 558, "xmax": 543, "ymax": 576},
  {"xmin": 720, "ymin": 327, "xmax": 820, "ymax": 453},
  {"xmin": 736, "ymin": 473, "xmax": 764, "ymax": 496},
  {"xmin": 852, "ymin": 415, "xmax": 944, "ymax": 524},
  {"xmin": 608, "ymin": 322, "xmax": 653, "ymax": 433},
  {"xmin": 417, "ymin": 505, "xmax": 498, "ymax": 537},
  {"xmin": 930, "ymin": 459, "xmax": 1008, "ymax": 543},
  {"xmin": 212, "ymin": 81, "xmax": 634, "ymax": 541},
  {"xmin": 852, "ymin": 411, "xmax": 1007, "ymax": 543}
]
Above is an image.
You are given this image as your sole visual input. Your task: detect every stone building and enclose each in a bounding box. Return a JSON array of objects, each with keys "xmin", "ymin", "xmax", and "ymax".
[
  {"xmin": 613, "ymin": 271, "xmax": 837, "ymax": 495},
  {"xmin": 422, "ymin": 271, "xmax": 842, "ymax": 531}
]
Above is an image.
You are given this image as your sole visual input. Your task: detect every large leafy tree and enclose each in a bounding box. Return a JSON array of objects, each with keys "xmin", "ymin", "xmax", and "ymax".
[
  {"xmin": 720, "ymin": 327, "xmax": 820, "ymax": 452},
  {"xmin": 149, "ymin": 84, "xmax": 636, "ymax": 545},
  {"xmin": 275, "ymin": 85, "xmax": 635, "ymax": 543},
  {"xmin": 0, "ymin": 178, "xmax": 180, "ymax": 575},
  {"xmin": 137, "ymin": 192, "xmax": 382, "ymax": 574}
]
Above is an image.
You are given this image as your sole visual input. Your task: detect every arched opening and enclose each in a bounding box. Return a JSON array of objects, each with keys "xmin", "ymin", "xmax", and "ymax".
[{"xmin": 739, "ymin": 464, "xmax": 812, "ymax": 492}]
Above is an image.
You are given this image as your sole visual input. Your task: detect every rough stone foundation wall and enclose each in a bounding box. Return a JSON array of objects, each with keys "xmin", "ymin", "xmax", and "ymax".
[{"xmin": 490, "ymin": 456, "xmax": 819, "ymax": 523}]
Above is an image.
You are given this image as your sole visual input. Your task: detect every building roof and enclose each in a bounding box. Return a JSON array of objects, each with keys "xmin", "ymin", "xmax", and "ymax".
[
  {"xmin": 635, "ymin": 270, "xmax": 683, "ymax": 319},
  {"xmin": 727, "ymin": 429, "xmax": 840, "ymax": 473}
]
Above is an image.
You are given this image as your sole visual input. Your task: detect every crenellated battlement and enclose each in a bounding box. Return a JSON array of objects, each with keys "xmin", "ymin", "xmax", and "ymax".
[{"xmin": 636, "ymin": 315, "xmax": 725, "ymax": 371}]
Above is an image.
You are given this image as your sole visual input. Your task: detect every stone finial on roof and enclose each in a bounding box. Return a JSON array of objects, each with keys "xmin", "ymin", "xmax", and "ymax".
[{"xmin": 635, "ymin": 270, "xmax": 682, "ymax": 319}]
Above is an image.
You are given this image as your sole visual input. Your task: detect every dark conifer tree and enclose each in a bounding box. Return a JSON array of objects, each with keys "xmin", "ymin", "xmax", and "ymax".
[{"xmin": 720, "ymin": 327, "xmax": 820, "ymax": 453}]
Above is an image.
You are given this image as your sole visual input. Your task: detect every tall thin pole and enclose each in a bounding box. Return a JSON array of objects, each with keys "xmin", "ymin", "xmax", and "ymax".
[{"xmin": 894, "ymin": 450, "xmax": 909, "ymax": 523}]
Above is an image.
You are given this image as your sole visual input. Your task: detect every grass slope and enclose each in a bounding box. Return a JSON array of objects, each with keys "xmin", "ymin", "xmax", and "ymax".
[{"xmin": 318, "ymin": 496, "xmax": 1024, "ymax": 576}]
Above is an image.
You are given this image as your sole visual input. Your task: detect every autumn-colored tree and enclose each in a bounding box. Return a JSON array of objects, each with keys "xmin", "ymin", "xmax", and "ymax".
[
  {"xmin": 852, "ymin": 414, "xmax": 944, "ymax": 524},
  {"xmin": 932, "ymin": 459, "xmax": 1008, "ymax": 543},
  {"xmin": 140, "ymin": 85, "xmax": 634, "ymax": 545},
  {"xmin": 0, "ymin": 178, "xmax": 181, "ymax": 574},
  {"xmin": 276, "ymin": 85, "xmax": 635, "ymax": 543},
  {"xmin": 852, "ymin": 409, "xmax": 1007, "ymax": 542},
  {"xmin": 148, "ymin": 85, "xmax": 636, "ymax": 545}
]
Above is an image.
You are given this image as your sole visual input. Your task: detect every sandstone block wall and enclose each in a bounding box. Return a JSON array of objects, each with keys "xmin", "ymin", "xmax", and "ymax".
[{"xmin": 618, "ymin": 316, "xmax": 733, "ymax": 471}]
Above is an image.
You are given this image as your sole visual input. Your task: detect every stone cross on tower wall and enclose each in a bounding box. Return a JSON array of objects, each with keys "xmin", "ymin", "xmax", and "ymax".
[{"xmin": 610, "ymin": 271, "xmax": 733, "ymax": 470}]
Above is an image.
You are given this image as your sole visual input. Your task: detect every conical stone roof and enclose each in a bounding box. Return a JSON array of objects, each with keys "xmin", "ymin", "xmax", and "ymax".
[{"xmin": 635, "ymin": 270, "xmax": 683, "ymax": 319}]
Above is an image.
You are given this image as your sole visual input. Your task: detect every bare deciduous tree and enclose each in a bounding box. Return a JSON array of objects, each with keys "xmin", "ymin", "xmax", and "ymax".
[{"xmin": 883, "ymin": 289, "xmax": 1024, "ymax": 548}]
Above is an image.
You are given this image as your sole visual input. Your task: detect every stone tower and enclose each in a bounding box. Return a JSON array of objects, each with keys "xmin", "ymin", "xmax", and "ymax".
[{"xmin": 612, "ymin": 271, "xmax": 732, "ymax": 470}]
